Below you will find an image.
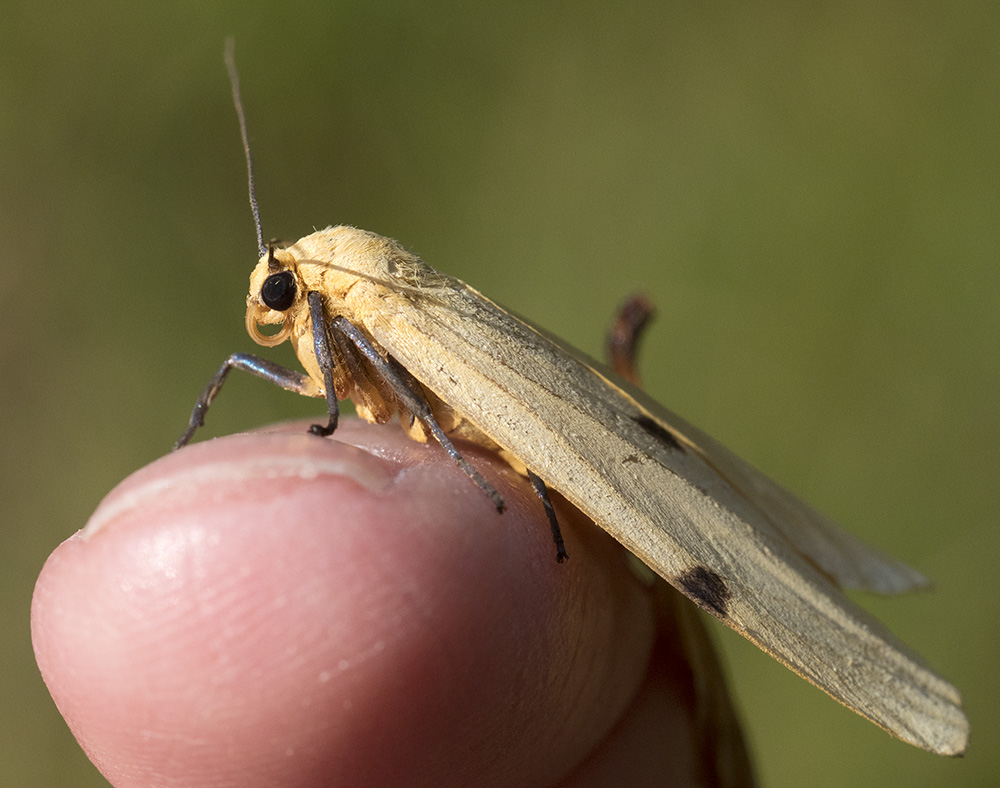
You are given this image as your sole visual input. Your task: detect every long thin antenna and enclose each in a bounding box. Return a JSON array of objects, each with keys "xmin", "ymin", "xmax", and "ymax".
[{"xmin": 224, "ymin": 37, "xmax": 266, "ymax": 259}]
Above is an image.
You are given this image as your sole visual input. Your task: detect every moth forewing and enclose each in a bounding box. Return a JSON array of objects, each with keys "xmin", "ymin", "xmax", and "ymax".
[
  {"xmin": 635, "ymin": 401, "xmax": 931, "ymax": 594},
  {"xmin": 269, "ymin": 227, "xmax": 968, "ymax": 756}
]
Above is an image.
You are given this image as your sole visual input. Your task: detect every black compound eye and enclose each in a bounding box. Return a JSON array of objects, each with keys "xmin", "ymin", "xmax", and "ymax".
[{"xmin": 261, "ymin": 271, "xmax": 296, "ymax": 311}]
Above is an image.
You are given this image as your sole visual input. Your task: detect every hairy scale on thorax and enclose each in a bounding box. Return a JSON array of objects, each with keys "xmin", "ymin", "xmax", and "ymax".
[{"xmin": 246, "ymin": 226, "xmax": 501, "ymax": 452}]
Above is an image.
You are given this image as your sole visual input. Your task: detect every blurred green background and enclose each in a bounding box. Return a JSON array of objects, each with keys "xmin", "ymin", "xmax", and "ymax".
[{"xmin": 3, "ymin": 1, "xmax": 997, "ymax": 785}]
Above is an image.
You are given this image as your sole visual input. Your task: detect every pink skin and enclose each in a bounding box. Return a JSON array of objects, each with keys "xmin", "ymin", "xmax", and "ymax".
[{"xmin": 32, "ymin": 419, "xmax": 702, "ymax": 787}]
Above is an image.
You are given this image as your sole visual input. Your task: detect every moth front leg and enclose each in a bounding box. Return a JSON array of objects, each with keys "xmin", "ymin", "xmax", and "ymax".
[
  {"xmin": 306, "ymin": 291, "xmax": 341, "ymax": 438},
  {"xmin": 175, "ymin": 354, "xmax": 323, "ymax": 449}
]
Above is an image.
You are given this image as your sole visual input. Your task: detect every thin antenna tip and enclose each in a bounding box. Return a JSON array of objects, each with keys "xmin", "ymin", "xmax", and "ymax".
[
  {"xmin": 224, "ymin": 39, "xmax": 267, "ymax": 259},
  {"xmin": 224, "ymin": 37, "xmax": 237, "ymax": 77}
]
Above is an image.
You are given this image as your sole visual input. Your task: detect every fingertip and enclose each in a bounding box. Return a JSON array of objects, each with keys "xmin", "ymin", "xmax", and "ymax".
[{"xmin": 33, "ymin": 421, "xmax": 657, "ymax": 787}]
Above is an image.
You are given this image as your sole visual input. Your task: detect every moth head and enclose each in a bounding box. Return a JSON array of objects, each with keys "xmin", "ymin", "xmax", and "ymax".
[{"xmin": 245, "ymin": 245, "xmax": 302, "ymax": 347}]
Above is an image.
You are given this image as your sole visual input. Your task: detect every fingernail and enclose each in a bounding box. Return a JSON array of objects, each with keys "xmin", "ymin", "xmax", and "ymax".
[{"xmin": 81, "ymin": 434, "xmax": 396, "ymax": 539}]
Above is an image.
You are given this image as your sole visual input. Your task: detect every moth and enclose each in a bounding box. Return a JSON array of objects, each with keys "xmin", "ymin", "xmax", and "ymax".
[{"xmin": 178, "ymin": 44, "xmax": 969, "ymax": 757}]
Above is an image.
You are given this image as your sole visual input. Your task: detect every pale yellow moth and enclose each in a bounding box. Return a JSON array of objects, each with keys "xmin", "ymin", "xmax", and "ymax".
[{"xmin": 178, "ymin": 44, "xmax": 969, "ymax": 757}]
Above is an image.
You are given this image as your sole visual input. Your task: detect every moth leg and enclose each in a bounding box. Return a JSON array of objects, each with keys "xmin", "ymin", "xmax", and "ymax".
[
  {"xmin": 306, "ymin": 291, "xmax": 341, "ymax": 437},
  {"xmin": 175, "ymin": 354, "xmax": 322, "ymax": 449},
  {"xmin": 330, "ymin": 316, "xmax": 506, "ymax": 514},
  {"xmin": 526, "ymin": 469, "xmax": 568, "ymax": 562},
  {"xmin": 606, "ymin": 294, "xmax": 655, "ymax": 386}
]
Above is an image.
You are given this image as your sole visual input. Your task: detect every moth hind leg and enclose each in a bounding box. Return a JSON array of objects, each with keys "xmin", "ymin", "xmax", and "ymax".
[
  {"xmin": 607, "ymin": 293, "xmax": 655, "ymax": 386},
  {"xmin": 527, "ymin": 469, "xmax": 569, "ymax": 562}
]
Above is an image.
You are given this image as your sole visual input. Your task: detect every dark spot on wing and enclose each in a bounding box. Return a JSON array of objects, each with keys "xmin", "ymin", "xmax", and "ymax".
[
  {"xmin": 631, "ymin": 414, "xmax": 685, "ymax": 453},
  {"xmin": 677, "ymin": 566, "xmax": 731, "ymax": 618},
  {"xmin": 623, "ymin": 454, "xmax": 642, "ymax": 465}
]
